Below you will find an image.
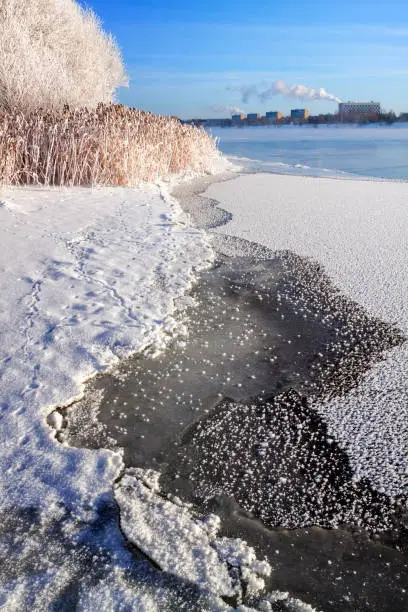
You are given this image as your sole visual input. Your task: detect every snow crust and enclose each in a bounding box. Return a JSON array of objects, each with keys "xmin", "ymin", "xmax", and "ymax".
[
  {"xmin": 115, "ymin": 469, "xmax": 271, "ymax": 602},
  {"xmin": 114, "ymin": 469, "xmax": 318, "ymax": 610},
  {"xmin": 0, "ymin": 182, "xmax": 214, "ymax": 511},
  {"xmin": 207, "ymin": 173, "xmax": 408, "ymax": 497}
]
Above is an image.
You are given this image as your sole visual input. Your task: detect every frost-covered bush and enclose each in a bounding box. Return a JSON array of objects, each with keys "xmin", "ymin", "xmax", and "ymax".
[
  {"xmin": 0, "ymin": 105, "xmax": 220, "ymax": 186},
  {"xmin": 0, "ymin": 2, "xmax": 220, "ymax": 186},
  {"xmin": 0, "ymin": 0, "xmax": 128, "ymax": 113}
]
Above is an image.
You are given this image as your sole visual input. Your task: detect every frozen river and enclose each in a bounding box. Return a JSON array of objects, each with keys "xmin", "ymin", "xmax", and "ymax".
[{"xmin": 209, "ymin": 123, "xmax": 408, "ymax": 180}]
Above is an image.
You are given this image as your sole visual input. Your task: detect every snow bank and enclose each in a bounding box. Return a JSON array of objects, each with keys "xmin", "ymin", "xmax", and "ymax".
[
  {"xmin": 0, "ymin": 178, "xmax": 219, "ymax": 510},
  {"xmin": 0, "ymin": 182, "xmax": 215, "ymax": 511},
  {"xmin": 206, "ymin": 173, "xmax": 408, "ymax": 497}
]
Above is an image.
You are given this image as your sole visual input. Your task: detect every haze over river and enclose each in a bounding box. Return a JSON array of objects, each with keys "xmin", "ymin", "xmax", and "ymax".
[{"xmin": 209, "ymin": 124, "xmax": 408, "ymax": 180}]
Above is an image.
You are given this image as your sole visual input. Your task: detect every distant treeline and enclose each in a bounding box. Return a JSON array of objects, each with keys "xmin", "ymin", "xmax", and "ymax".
[{"xmin": 186, "ymin": 111, "xmax": 408, "ymax": 128}]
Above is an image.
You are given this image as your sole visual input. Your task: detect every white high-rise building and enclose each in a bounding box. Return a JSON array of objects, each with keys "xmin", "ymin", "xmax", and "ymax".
[{"xmin": 338, "ymin": 102, "xmax": 381, "ymax": 117}]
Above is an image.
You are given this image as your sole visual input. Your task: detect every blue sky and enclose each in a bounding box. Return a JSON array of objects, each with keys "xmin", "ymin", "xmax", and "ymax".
[{"xmin": 86, "ymin": 1, "xmax": 408, "ymax": 118}]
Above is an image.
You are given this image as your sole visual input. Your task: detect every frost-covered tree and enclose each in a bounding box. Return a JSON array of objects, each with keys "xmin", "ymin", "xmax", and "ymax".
[{"xmin": 0, "ymin": 0, "xmax": 128, "ymax": 112}]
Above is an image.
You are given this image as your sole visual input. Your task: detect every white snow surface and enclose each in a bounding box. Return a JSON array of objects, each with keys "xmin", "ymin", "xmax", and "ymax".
[
  {"xmin": 0, "ymin": 182, "xmax": 213, "ymax": 513},
  {"xmin": 115, "ymin": 469, "xmax": 271, "ymax": 601},
  {"xmin": 207, "ymin": 173, "xmax": 408, "ymax": 497}
]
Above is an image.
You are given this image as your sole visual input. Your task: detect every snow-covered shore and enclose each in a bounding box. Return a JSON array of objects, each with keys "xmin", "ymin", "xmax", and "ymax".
[
  {"xmin": 0, "ymin": 182, "xmax": 214, "ymax": 513},
  {"xmin": 1, "ymin": 168, "xmax": 302, "ymax": 611},
  {"xmin": 0, "ymin": 179, "xmax": 234, "ymax": 609},
  {"xmin": 207, "ymin": 173, "xmax": 408, "ymax": 497},
  {"xmin": 1, "ymin": 165, "xmax": 406, "ymax": 609}
]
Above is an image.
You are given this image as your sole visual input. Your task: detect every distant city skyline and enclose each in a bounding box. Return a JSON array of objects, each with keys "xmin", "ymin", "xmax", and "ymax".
[{"xmin": 84, "ymin": 0, "xmax": 408, "ymax": 118}]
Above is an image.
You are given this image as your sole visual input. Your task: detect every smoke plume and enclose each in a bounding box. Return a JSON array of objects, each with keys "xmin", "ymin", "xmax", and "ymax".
[
  {"xmin": 230, "ymin": 80, "xmax": 341, "ymax": 104},
  {"xmin": 209, "ymin": 104, "xmax": 245, "ymax": 116}
]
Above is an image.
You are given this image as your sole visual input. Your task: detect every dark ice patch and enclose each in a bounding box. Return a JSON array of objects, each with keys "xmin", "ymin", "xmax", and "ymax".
[
  {"xmin": 163, "ymin": 391, "xmax": 397, "ymax": 530},
  {"xmin": 54, "ymin": 246, "xmax": 404, "ymax": 533}
]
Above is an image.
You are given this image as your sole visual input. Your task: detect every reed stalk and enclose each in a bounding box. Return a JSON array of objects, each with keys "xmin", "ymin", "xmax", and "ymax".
[{"xmin": 0, "ymin": 104, "xmax": 219, "ymax": 187}]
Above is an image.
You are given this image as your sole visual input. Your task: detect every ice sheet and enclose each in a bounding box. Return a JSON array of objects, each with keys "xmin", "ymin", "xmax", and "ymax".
[{"xmin": 206, "ymin": 173, "xmax": 408, "ymax": 497}]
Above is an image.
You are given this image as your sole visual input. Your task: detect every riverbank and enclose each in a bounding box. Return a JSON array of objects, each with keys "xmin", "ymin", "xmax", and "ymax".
[
  {"xmin": 0, "ymin": 177, "xmax": 222, "ymax": 609},
  {"xmin": 1, "ymin": 166, "xmax": 407, "ymax": 610}
]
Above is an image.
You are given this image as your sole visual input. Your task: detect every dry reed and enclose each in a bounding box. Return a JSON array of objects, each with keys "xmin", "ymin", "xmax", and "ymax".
[{"xmin": 0, "ymin": 105, "xmax": 220, "ymax": 187}]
